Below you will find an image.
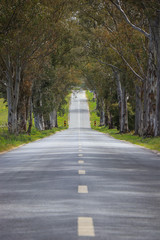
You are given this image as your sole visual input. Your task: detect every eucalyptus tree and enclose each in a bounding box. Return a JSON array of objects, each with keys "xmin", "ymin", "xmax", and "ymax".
[
  {"xmin": 0, "ymin": 0, "xmax": 72, "ymax": 134},
  {"xmin": 109, "ymin": 0, "xmax": 160, "ymax": 136},
  {"xmin": 32, "ymin": 17, "xmax": 82, "ymax": 130},
  {"xmin": 76, "ymin": 0, "xmax": 140, "ymax": 132},
  {"xmin": 76, "ymin": 0, "xmax": 160, "ymax": 136}
]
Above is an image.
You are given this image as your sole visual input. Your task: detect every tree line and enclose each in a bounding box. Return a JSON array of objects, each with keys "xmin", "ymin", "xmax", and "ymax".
[
  {"xmin": 76, "ymin": 0, "xmax": 160, "ymax": 137},
  {"xmin": 0, "ymin": 0, "xmax": 79, "ymax": 134},
  {"xmin": 1, "ymin": 1, "xmax": 160, "ymax": 137}
]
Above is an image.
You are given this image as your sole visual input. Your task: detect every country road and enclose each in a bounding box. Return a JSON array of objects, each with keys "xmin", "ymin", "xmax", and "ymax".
[{"xmin": 0, "ymin": 90, "xmax": 160, "ymax": 240}]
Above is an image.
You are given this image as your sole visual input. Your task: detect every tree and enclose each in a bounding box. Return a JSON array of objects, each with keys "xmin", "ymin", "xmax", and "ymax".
[
  {"xmin": 76, "ymin": 1, "xmax": 139, "ymax": 132},
  {"xmin": 109, "ymin": 0, "xmax": 160, "ymax": 136},
  {"xmin": 0, "ymin": 0, "xmax": 72, "ymax": 134}
]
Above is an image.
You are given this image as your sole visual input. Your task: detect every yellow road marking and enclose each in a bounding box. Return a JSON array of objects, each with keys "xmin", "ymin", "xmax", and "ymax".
[
  {"xmin": 78, "ymin": 185, "xmax": 88, "ymax": 193},
  {"xmin": 78, "ymin": 170, "xmax": 86, "ymax": 174},
  {"xmin": 78, "ymin": 160, "xmax": 84, "ymax": 164},
  {"xmin": 79, "ymin": 149, "xmax": 82, "ymax": 152},
  {"xmin": 78, "ymin": 154, "xmax": 83, "ymax": 157},
  {"xmin": 78, "ymin": 217, "xmax": 95, "ymax": 236}
]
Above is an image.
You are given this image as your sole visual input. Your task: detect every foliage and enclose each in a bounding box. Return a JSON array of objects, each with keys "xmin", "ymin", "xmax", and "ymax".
[
  {"xmin": 86, "ymin": 90, "xmax": 100, "ymax": 127},
  {"xmin": 0, "ymin": 0, "xmax": 75, "ymax": 134},
  {"xmin": 1, "ymin": 0, "xmax": 160, "ymax": 137},
  {"xmin": 86, "ymin": 91, "xmax": 160, "ymax": 152},
  {"xmin": 0, "ymin": 94, "xmax": 70, "ymax": 152},
  {"xmin": 0, "ymin": 99, "xmax": 7, "ymax": 125}
]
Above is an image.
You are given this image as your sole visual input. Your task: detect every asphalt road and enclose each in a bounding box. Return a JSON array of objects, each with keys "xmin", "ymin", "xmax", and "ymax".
[{"xmin": 0, "ymin": 90, "xmax": 160, "ymax": 240}]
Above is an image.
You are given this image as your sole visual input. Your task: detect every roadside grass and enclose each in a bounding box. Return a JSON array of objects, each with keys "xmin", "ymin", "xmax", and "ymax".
[
  {"xmin": 57, "ymin": 94, "xmax": 70, "ymax": 127},
  {"xmin": 0, "ymin": 95, "xmax": 70, "ymax": 153},
  {"xmin": 86, "ymin": 90, "xmax": 160, "ymax": 153},
  {"xmin": 86, "ymin": 90, "xmax": 100, "ymax": 127},
  {"xmin": 0, "ymin": 99, "xmax": 8, "ymax": 126}
]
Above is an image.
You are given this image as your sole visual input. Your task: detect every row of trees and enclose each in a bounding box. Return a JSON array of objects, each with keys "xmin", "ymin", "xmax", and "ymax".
[
  {"xmin": 1, "ymin": 1, "xmax": 160, "ymax": 137},
  {"xmin": 76, "ymin": 0, "xmax": 160, "ymax": 137},
  {"xmin": 0, "ymin": 0, "xmax": 79, "ymax": 134}
]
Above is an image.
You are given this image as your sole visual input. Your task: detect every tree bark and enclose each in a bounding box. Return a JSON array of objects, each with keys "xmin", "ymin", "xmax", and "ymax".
[
  {"xmin": 150, "ymin": 11, "xmax": 160, "ymax": 136},
  {"xmin": 99, "ymin": 99, "xmax": 105, "ymax": 126},
  {"xmin": 27, "ymin": 97, "xmax": 33, "ymax": 134},
  {"xmin": 143, "ymin": 23, "xmax": 157, "ymax": 137},
  {"xmin": 6, "ymin": 55, "xmax": 21, "ymax": 134},
  {"xmin": 34, "ymin": 113, "xmax": 45, "ymax": 130},
  {"xmin": 114, "ymin": 70, "xmax": 128, "ymax": 133},
  {"xmin": 44, "ymin": 114, "xmax": 51, "ymax": 130},
  {"xmin": 122, "ymin": 86, "xmax": 129, "ymax": 133},
  {"xmin": 49, "ymin": 109, "xmax": 57, "ymax": 128},
  {"xmin": 17, "ymin": 96, "xmax": 27, "ymax": 132},
  {"xmin": 33, "ymin": 92, "xmax": 45, "ymax": 131},
  {"xmin": 135, "ymin": 85, "xmax": 143, "ymax": 136},
  {"xmin": 108, "ymin": 111, "xmax": 114, "ymax": 129},
  {"xmin": 114, "ymin": 70, "xmax": 122, "ymax": 131},
  {"xmin": 106, "ymin": 109, "xmax": 114, "ymax": 129}
]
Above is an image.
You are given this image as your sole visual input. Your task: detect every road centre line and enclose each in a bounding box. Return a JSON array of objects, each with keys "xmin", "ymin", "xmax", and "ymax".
[
  {"xmin": 78, "ymin": 154, "xmax": 83, "ymax": 157},
  {"xmin": 78, "ymin": 217, "xmax": 95, "ymax": 237},
  {"xmin": 78, "ymin": 99, "xmax": 80, "ymax": 128},
  {"xmin": 78, "ymin": 185, "xmax": 88, "ymax": 193},
  {"xmin": 78, "ymin": 170, "xmax": 86, "ymax": 175},
  {"xmin": 78, "ymin": 160, "xmax": 84, "ymax": 164}
]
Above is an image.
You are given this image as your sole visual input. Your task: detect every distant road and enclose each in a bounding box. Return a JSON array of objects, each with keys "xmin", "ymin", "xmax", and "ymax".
[{"xmin": 0, "ymin": 90, "xmax": 160, "ymax": 240}]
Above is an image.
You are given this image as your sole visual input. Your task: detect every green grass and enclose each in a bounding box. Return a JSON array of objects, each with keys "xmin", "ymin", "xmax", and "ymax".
[
  {"xmin": 0, "ymin": 127, "xmax": 63, "ymax": 152},
  {"xmin": 86, "ymin": 90, "xmax": 100, "ymax": 127},
  {"xmin": 0, "ymin": 95, "xmax": 70, "ymax": 153},
  {"xmin": 0, "ymin": 99, "xmax": 8, "ymax": 125},
  {"xmin": 57, "ymin": 94, "xmax": 70, "ymax": 128},
  {"xmin": 86, "ymin": 90, "xmax": 160, "ymax": 153}
]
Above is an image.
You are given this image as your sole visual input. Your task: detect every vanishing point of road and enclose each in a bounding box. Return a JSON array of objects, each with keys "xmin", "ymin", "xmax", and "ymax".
[{"xmin": 0, "ymin": 90, "xmax": 160, "ymax": 240}]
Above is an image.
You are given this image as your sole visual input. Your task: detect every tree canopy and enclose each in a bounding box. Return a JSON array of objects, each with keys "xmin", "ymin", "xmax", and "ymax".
[{"xmin": 0, "ymin": 0, "xmax": 160, "ymax": 136}]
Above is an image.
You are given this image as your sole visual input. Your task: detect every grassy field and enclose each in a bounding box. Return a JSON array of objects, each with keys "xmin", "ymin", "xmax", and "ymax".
[
  {"xmin": 86, "ymin": 90, "xmax": 160, "ymax": 153},
  {"xmin": 0, "ymin": 95, "xmax": 70, "ymax": 153}
]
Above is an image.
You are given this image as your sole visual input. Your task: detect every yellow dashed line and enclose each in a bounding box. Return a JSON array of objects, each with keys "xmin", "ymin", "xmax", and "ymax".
[
  {"xmin": 78, "ymin": 217, "xmax": 95, "ymax": 236},
  {"xmin": 78, "ymin": 185, "xmax": 88, "ymax": 193},
  {"xmin": 78, "ymin": 170, "xmax": 86, "ymax": 175}
]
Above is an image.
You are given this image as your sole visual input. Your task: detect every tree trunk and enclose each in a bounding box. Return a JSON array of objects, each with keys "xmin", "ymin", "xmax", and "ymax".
[
  {"xmin": 33, "ymin": 92, "xmax": 45, "ymax": 130},
  {"xmin": 122, "ymin": 87, "xmax": 129, "ymax": 133},
  {"xmin": 18, "ymin": 97, "xmax": 27, "ymax": 132},
  {"xmin": 143, "ymin": 23, "xmax": 157, "ymax": 136},
  {"xmin": 27, "ymin": 97, "xmax": 33, "ymax": 134},
  {"xmin": 96, "ymin": 97, "xmax": 99, "ymax": 111},
  {"xmin": 114, "ymin": 70, "xmax": 122, "ymax": 131},
  {"xmin": 34, "ymin": 113, "xmax": 45, "ymax": 130},
  {"xmin": 114, "ymin": 70, "xmax": 128, "ymax": 133},
  {"xmin": 6, "ymin": 55, "xmax": 21, "ymax": 134},
  {"xmin": 55, "ymin": 112, "xmax": 58, "ymax": 127},
  {"xmin": 49, "ymin": 109, "xmax": 57, "ymax": 128},
  {"xmin": 135, "ymin": 85, "xmax": 143, "ymax": 135},
  {"xmin": 108, "ymin": 111, "xmax": 114, "ymax": 129},
  {"xmin": 150, "ymin": 11, "xmax": 160, "ymax": 136},
  {"xmin": 99, "ymin": 99, "xmax": 105, "ymax": 126},
  {"xmin": 105, "ymin": 105, "xmax": 114, "ymax": 129},
  {"xmin": 105, "ymin": 105, "xmax": 109, "ymax": 127},
  {"xmin": 44, "ymin": 114, "xmax": 51, "ymax": 130}
]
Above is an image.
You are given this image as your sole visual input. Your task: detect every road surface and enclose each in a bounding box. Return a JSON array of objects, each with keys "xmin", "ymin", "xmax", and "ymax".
[{"xmin": 0, "ymin": 90, "xmax": 160, "ymax": 240}]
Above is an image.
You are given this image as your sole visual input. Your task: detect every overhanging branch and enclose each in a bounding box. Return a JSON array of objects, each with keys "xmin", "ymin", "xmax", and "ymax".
[
  {"xmin": 110, "ymin": 44, "xmax": 145, "ymax": 82},
  {"xmin": 110, "ymin": 0, "xmax": 150, "ymax": 39}
]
